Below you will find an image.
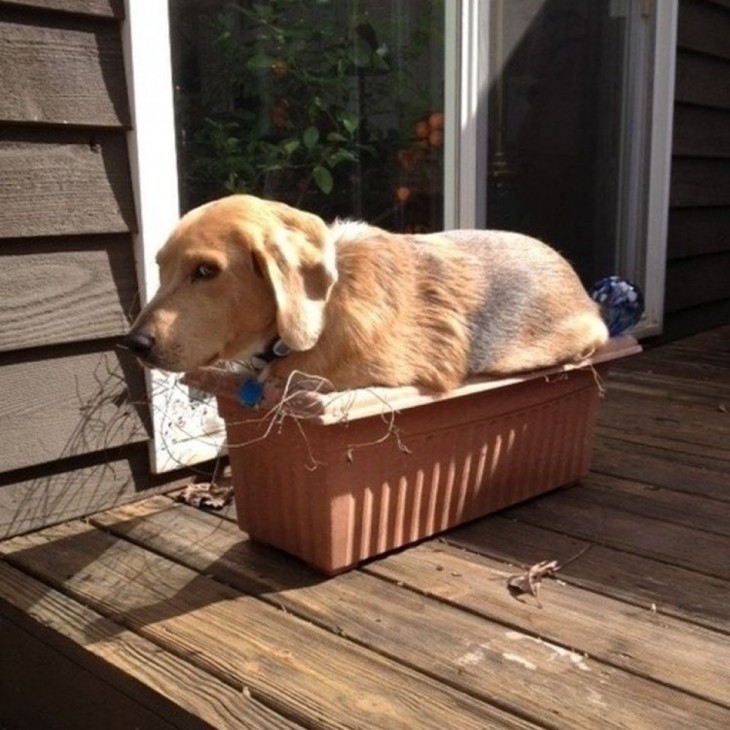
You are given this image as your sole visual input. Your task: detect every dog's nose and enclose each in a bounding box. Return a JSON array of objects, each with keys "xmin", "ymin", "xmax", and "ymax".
[{"xmin": 123, "ymin": 331, "xmax": 156, "ymax": 360}]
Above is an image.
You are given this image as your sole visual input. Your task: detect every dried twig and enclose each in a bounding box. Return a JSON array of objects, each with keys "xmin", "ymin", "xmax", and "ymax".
[
  {"xmin": 239, "ymin": 371, "xmax": 411, "ymax": 466},
  {"xmin": 586, "ymin": 363, "xmax": 607, "ymax": 397},
  {"xmin": 506, "ymin": 544, "xmax": 591, "ymax": 608}
]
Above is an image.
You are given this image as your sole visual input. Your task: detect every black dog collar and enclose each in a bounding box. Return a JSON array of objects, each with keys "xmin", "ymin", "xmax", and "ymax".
[{"xmin": 250, "ymin": 338, "xmax": 291, "ymax": 370}]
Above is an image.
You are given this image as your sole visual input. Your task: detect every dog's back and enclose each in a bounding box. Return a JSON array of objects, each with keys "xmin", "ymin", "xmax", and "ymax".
[{"xmin": 427, "ymin": 230, "xmax": 609, "ymax": 375}]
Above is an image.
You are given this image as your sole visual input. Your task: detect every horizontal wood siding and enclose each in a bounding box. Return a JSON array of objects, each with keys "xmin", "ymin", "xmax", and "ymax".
[
  {"xmin": 0, "ymin": 0, "xmax": 191, "ymax": 537},
  {"xmin": 668, "ymin": 207, "xmax": 730, "ymax": 259},
  {"xmin": 665, "ymin": 0, "xmax": 730, "ymax": 337},
  {"xmin": 665, "ymin": 252, "xmax": 730, "ymax": 313},
  {"xmin": 0, "ymin": 0, "xmax": 123, "ymax": 19},
  {"xmin": 0, "ymin": 345, "xmax": 148, "ymax": 472},
  {"xmin": 676, "ymin": 0, "xmax": 730, "ymax": 60},
  {"xmin": 669, "ymin": 158, "xmax": 730, "ymax": 207},
  {"xmin": 0, "ymin": 235, "xmax": 138, "ymax": 350},
  {"xmin": 672, "ymin": 104, "xmax": 730, "ymax": 158},
  {"xmin": 656, "ymin": 299, "xmax": 730, "ymax": 341},
  {"xmin": 0, "ymin": 15, "xmax": 130, "ymax": 127},
  {"xmin": 0, "ymin": 131, "xmax": 136, "ymax": 238},
  {"xmin": 674, "ymin": 51, "xmax": 730, "ymax": 110},
  {"xmin": 0, "ymin": 444, "xmax": 200, "ymax": 539}
]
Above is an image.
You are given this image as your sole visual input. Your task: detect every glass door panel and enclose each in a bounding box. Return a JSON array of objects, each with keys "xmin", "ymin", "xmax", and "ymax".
[
  {"xmin": 486, "ymin": 0, "xmax": 648, "ymax": 287},
  {"xmin": 169, "ymin": 0, "xmax": 446, "ymax": 233}
]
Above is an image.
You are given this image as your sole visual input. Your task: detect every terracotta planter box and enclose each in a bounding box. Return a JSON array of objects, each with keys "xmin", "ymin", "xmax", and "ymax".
[{"xmin": 190, "ymin": 336, "xmax": 640, "ymax": 575}]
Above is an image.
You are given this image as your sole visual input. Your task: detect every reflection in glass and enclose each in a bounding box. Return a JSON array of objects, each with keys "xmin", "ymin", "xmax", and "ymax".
[
  {"xmin": 487, "ymin": 0, "xmax": 635, "ymax": 285},
  {"xmin": 170, "ymin": 0, "xmax": 445, "ymax": 232}
]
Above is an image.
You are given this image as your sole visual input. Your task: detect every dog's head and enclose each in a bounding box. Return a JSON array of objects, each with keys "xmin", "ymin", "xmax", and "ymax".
[{"xmin": 123, "ymin": 195, "xmax": 337, "ymax": 372}]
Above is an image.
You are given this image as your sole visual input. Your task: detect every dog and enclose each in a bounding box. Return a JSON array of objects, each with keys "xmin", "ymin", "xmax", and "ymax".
[{"xmin": 124, "ymin": 194, "xmax": 609, "ymax": 392}]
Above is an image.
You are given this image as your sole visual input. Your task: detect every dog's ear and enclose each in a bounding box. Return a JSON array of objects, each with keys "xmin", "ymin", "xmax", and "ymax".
[{"xmin": 253, "ymin": 205, "xmax": 337, "ymax": 351}]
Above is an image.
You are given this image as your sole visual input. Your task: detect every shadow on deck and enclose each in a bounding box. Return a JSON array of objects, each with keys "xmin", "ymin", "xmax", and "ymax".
[{"xmin": 1, "ymin": 327, "xmax": 728, "ymax": 729}]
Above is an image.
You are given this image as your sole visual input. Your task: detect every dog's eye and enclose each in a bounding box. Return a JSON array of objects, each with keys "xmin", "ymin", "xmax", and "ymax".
[{"xmin": 190, "ymin": 262, "xmax": 219, "ymax": 282}]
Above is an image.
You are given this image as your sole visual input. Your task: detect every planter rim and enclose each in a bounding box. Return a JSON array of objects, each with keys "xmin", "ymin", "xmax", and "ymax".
[{"xmin": 185, "ymin": 334, "xmax": 640, "ymax": 425}]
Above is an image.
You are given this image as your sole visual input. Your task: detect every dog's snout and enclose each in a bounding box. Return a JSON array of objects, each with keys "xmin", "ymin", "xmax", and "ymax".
[{"xmin": 123, "ymin": 331, "xmax": 156, "ymax": 360}]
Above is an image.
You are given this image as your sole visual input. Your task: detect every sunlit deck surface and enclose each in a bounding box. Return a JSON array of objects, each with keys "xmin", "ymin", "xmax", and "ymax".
[{"xmin": 1, "ymin": 327, "xmax": 728, "ymax": 729}]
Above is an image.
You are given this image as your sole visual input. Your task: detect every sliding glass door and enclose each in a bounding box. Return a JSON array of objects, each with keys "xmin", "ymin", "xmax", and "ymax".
[
  {"xmin": 485, "ymin": 0, "xmax": 675, "ymax": 316},
  {"xmin": 169, "ymin": 0, "xmax": 673, "ymax": 311}
]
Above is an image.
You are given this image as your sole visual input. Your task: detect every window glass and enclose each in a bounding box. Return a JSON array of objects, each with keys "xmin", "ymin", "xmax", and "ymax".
[
  {"xmin": 169, "ymin": 0, "xmax": 445, "ymax": 232},
  {"xmin": 486, "ymin": 0, "xmax": 636, "ymax": 285}
]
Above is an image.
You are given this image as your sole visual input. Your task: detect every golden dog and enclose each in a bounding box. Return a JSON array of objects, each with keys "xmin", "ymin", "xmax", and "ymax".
[{"xmin": 124, "ymin": 194, "xmax": 608, "ymax": 392}]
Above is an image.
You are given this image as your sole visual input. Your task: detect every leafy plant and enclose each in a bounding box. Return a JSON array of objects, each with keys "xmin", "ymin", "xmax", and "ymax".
[{"xmin": 173, "ymin": 0, "xmax": 443, "ymax": 227}]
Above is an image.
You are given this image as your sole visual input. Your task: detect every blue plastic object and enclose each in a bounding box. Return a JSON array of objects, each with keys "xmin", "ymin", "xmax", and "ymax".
[{"xmin": 589, "ymin": 276, "xmax": 645, "ymax": 336}]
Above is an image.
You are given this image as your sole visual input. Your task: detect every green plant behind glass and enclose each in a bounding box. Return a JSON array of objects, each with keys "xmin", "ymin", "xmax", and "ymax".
[{"xmin": 175, "ymin": 0, "xmax": 441, "ymax": 224}]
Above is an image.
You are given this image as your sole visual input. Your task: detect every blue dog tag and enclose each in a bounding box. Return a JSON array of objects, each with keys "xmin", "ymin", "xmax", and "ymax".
[{"xmin": 238, "ymin": 379, "xmax": 263, "ymax": 408}]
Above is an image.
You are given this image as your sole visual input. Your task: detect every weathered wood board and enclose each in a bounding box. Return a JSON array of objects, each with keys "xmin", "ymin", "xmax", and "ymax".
[
  {"xmin": 0, "ymin": 0, "xmax": 124, "ymax": 18},
  {"xmin": 0, "ymin": 16, "xmax": 130, "ymax": 127},
  {"xmin": 0, "ymin": 345, "xmax": 148, "ymax": 472},
  {"xmin": 0, "ymin": 235, "xmax": 137, "ymax": 351},
  {"xmin": 592, "ymin": 437, "xmax": 730, "ymax": 502},
  {"xmin": 446, "ymin": 516, "xmax": 730, "ymax": 635},
  {"xmin": 0, "ymin": 562, "xmax": 300, "ymax": 729},
  {"xmin": 0, "ymin": 132, "xmax": 136, "ymax": 238},
  {"xmin": 91, "ymin": 497, "xmax": 730, "ymax": 721},
  {"xmin": 578, "ymin": 471, "xmax": 730, "ymax": 537},
  {"xmin": 0, "ymin": 522, "xmax": 531, "ymax": 730},
  {"xmin": 499, "ymin": 490, "xmax": 729, "ymax": 579}
]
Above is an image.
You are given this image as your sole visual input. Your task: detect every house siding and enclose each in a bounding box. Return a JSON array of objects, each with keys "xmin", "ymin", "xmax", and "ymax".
[
  {"xmin": 665, "ymin": 0, "xmax": 730, "ymax": 337},
  {"xmin": 0, "ymin": 0, "xmax": 189, "ymax": 539}
]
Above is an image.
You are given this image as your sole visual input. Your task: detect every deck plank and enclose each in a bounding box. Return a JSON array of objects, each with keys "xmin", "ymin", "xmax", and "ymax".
[
  {"xmin": 368, "ymin": 541, "xmax": 730, "ymax": 709},
  {"xmin": 448, "ymin": 517, "xmax": 730, "ymax": 634},
  {"xmin": 615, "ymin": 331, "xmax": 730, "ymax": 382},
  {"xmin": 604, "ymin": 373, "xmax": 730, "ymax": 416},
  {"xmin": 574, "ymin": 473, "xmax": 730, "ymax": 536},
  {"xmin": 0, "ymin": 521, "xmax": 531, "ymax": 730},
  {"xmin": 592, "ymin": 437, "xmax": 730, "ymax": 499},
  {"xmin": 606, "ymin": 368, "xmax": 730, "ymax": 405},
  {"xmin": 88, "ymin": 497, "xmax": 730, "ymax": 728},
  {"xmin": 598, "ymin": 386, "xmax": 730, "ymax": 453},
  {"xmin": 0, "ymin": 563, "xmax": 296, "ymax": 729},
  {"xmin": 0, "ymin": 613, "xmax": 180, "ymax": 730},
  {"xmin": 497, "ymin": 488, "xmax": 729, "ymax": 579},
  {"xmin": 596, "ymin": 423, "xmax": 730, "ymax": 462}
]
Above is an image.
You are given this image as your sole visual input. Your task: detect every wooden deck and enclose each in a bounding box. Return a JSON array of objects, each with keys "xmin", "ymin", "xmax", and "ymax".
[{"xmin": 1, "ymin": 328, "xmax": 728, "ymax": 729}]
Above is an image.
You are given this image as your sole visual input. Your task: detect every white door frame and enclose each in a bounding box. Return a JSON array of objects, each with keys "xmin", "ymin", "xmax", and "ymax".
[
  {"xmin": 641, "ymin": 0, "xmax": 678, "ymax": 336},
  {"xmin": 444, "ymin": 0, "xmax": 490, "ymax": 229},
  {"xmin": 122, "ymin": 0, "xmax": 226, "ymax": 472}
]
